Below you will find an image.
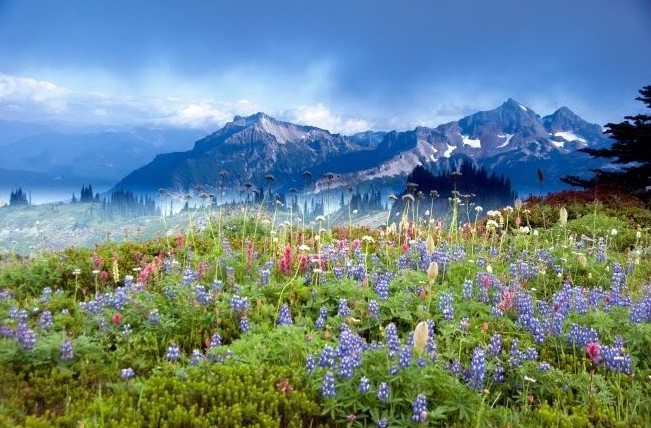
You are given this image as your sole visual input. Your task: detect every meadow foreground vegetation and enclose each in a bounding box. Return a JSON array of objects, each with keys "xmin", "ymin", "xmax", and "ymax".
[{"xmin": 1, "ymin": 191, "xmax": 651, "ymax": 427}]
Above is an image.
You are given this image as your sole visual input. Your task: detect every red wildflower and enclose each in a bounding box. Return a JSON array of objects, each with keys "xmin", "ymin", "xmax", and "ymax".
[
  {"xmin": 586, "ymin": 342, "xmax": 601, "ymax": 364},
  {"xmin": 99, "ymin": 270, "xmax": 110, "ymax": 282},
  {"xmin": 111, "ymin": 312, "xmax": 122, "ymax": 326}
]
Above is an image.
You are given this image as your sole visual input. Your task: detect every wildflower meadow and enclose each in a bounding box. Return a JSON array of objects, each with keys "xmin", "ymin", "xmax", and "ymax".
[{"xmin": 1, "ymin": 190, "xmax": 650, "ymax": 427}]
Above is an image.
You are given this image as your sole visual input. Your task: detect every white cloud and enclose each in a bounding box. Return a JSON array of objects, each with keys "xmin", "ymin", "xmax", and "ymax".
[
  {"xmin": 288, "ymin": 103, "xmax": 371, "ymax": 134},
  {"xmin": 0, "ymin": 72, "xmax": 70, "ymax": 101},
  {"xmin": 0, "ymin": 71, "xmax": 259, "ymax": 129}
]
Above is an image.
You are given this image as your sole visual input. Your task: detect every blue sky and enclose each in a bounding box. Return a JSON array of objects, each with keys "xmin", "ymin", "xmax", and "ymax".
[{"xmin": 0, "ymin": 0, "xmax": 650, "ymax": 133}]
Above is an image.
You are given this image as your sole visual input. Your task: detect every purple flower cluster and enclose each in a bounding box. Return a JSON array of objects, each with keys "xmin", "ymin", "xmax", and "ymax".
[
  {"xmin": 277, "ymin": 303, "xmax": 293, "ymax": 326},
  {"xmin": 359, "ymin": 376, "xmax": 371, "ymax": 393},
  {"xmin": 321, "ymin": 371, "xmax": 336, "ymax": 398},
  {"xmin": 230, "ymin": 295, "xmax": 249, "ymax": 314},
  {"xmin": 239, "ymin": 316, "xmax": 250, "ymax": 333},
  {"xmin": 487, "ymin": 333, "xmax": 502, "ymax": 357},
  {"xmin": 16, "ymin": 323, "xmax": 37, "ymax": 351},
  {"xmin": 412, "ymin": 394, "xmax": 428, "ymax": 422},
  {"xmin": 194, "ymin": 285, "xmax": 211, "ymax": 305},
  {"xmin": 166, "ymin": 343, "xmax": 181, "ymax": 361},
  {"xmin": 337, "ymin": 298, "xmax": 351, "ymax": 317},
  {"xmin": 399, "ymin": 345, "xmax": 412, "ymax": 368},
  {"xmin": 567, "ymin": 323, "xmax": 600, "ymax": 347},
  {"xmin": 439, "ymin": 292, "xmax": 454, "ymax": 320},
  {"xmin": 39, "ymin": 310, "xmax": 53, "ymax": 330},
  {"xmin": 368, "ymin": 300, "xmax": 380, "ymax": 319},
  {"xmin": 468, "ymin": 346, "xmax": 486, "ymax": 391},
  {"xmin": 374, "ymin": 273, "xmax": 391, "ymax": 300},
  {"xmin": 60, "ymin": 339, "xmax": 74, "ymax": 361},
  {"xmin": 377, "ymin": 382, "xmax": 390, "ymax": 404},
  {"xmin": 315, "ymin": 306, "xmax": 328, "ymax": 329},
  {"xmin": 384, "ymin": 323, "xmax": 400, "ymax": 355}
]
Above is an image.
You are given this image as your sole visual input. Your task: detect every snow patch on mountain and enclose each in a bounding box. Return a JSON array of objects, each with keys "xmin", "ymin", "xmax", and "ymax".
[
  {"xmin": 462, "ymin": 135, "xmax": 481, "ymax": 148},
  {"xmin": 551, "ymin": 140, "xmax": 565, "ymax": 148},
  {"xmin": 496, "ymin": 134, "xmax": 514, "ymax": 148},
  {"xmin": 553, "ymin": 131, "xmax": 586, "ymax": 143},
  {"xmin": 518, "ymin": 103, "xmax": 527, "ymax": 111},
  {"xmin": 444, "ymin": 144, "xmax": 456, "ymax": 158}
]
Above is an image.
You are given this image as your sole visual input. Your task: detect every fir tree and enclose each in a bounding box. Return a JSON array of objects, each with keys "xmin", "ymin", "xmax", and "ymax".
[{"xmin": 562, "ymin": 85, "xmax": 651, "ymax": 201}]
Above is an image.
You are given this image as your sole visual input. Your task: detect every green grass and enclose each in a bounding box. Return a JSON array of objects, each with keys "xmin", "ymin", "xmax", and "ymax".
[{"xmin": 1, "ymin": 197, "xmax": 650, "ymax": 427}]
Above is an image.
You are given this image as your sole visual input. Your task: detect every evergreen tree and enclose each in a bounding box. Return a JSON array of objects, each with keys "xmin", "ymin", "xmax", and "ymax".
[
  {"xmin": 562, "ymin": 85, "xmax": 651, "ymax": 200},
  {"xmin": 9, "ymin": 188, "xmax": 29, "ymax": 206}
]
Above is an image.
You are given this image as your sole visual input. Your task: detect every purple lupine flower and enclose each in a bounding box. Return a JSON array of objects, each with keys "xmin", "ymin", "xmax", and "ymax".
[
  {"xmin": 462, "ymin": 279, "xmax": 473, "ymax": 299},
  {"xmin": 230, "ymin": 295, "xmax": 249, "ymax": 314},
  {"xmin": 377, "ymin": 382, "xmax": 390, "ymax": 404},
  {"xmin": 190, "ymin": 349, "xmax": 205, "ymax": 366},
  {"xmin": 359, "ymin": 376, "xmax": 371, "ymax": 393},
  {"xmin": 539, "ymin": 362, "xmax": 551, "ymax": 371},
  {"xmin": 319, "ymin": 345, "xmax": 337, "ymax": 368},
  {"xmin": 39, "ymin": 287, "xmax": 52, "ymax": 303},
  {"xmin": 468, "ymin": 346, "xmax": 486, "ymax": 391},
  {"xmin": 39, "ymin": 310, "xmax": 53, "ymax": 330},
  {"xmin": 374, "ymin": 274, "xmax": 390, "ymax": 300},
  {"xmin": 259, "ymin": 267, "xmax": 271, "ymax": 286},
  {"xmin": 182, "ymin": 267, "xmax": 197, "ymax": 286},
  {"xmin": 148, "ymin": 309, "xmax": 160, "ymax": 325},
  {"xmin": 385, "ymin": 323, "xmax": 400, "ymax": 355},
  {"xmin": 16, "ymin": 323, "xmax": 36, "ymax": 351},
  {"xmin": 239, "ymin": 315, "xmax": 250, "ymax": 333},
  {"xmin": 447, "ymin": 360, "xmax": 461, "ymax": 376},
  {"xmin": 600, "ymin": 345, "xmax": 632, "ymax": 374},
  {"xmin": 277, "ymin": 303, "xmax": 293, "ymax": 326},
  {"xmin": 338, "ymin": 355, "xmax": 358, "ymax": 379},
  {"xmin": 60, "ymin": 339, "xmax": 74, "ymax": 361},
  {"xmin": 493, "ymin": 364, "xmax": 505, "ymax": 383},
  {"xmin": 509, "ymin": 339, "xmax": 524, "ymax": 368},
  {"xmin": 0, "ymin": 323, "xmax": 13, "ymax": 338},
  {"xmin": 376, "ymin": 418, "xmax": 388, "ymax": 428},
  {"xmin": 439, "ymin": 292, "xmax": 454, "ymax": 320},
  {"xmin": 567, "ymin": 323, "xmax": 599, "ymax": 347},
  {"xmin": 399, "ymin": 345, "xmax": 412, "ymax": 368},
  {"xmin": 368, "ymin": 300, "xmax": 380, "ymax": 319},
  {"xmin": 321, "ymin": 371, "xmax": 336, "ymax": 398},
  {"xmin": 487, "ymin": 333, "xmax": 502, "ymax": 357},
  {"xmin": 9, "ymin": 306, "xmax": 28, "ymax": 322},
  {"xmin": 411, "ymin": 394, "xmax": 428, "ymax": 423},
  {"xmin": 337, "ymin": 298, "xmax": 351, "ymax": 317},
  {"xmin": 306, "ymin": 354, "xmax": 316, "ymax": 374},
  {"xmin": 166, "ymin": 343, "xmax": 181, "ymax": 361},
  {"xmin": 209, "ymin": 333, "xmax": 222, "ymax": 348},
  {"xmin": 194, "ymin": 285, "xmax": 211, "ymax": 305},
  {"xmin": 121, "ymin": 367, "xmax": 135, "ymax": 379}
]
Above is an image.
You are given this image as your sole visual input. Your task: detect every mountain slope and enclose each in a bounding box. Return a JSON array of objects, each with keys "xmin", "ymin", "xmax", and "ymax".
[{"xmin": 114, "ymin": 113, "xmax": 366, "ymax": 192}]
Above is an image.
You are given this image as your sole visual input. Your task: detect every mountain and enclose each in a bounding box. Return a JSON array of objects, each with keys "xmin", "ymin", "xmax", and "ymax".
[
  {"xmin": 0, "ymin": 127, "xmax": 205, "ymax": 181},
  {"xmin": 112, "ymin": 102, "xmax": 612, "ymax": 198},
  {"xmin": 114, "ymin": 113, "xmax": 365, "ymax": 192},
  {"xmin": 312, "ymin": 100, "xmax": 611, "ymax": 195}
]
